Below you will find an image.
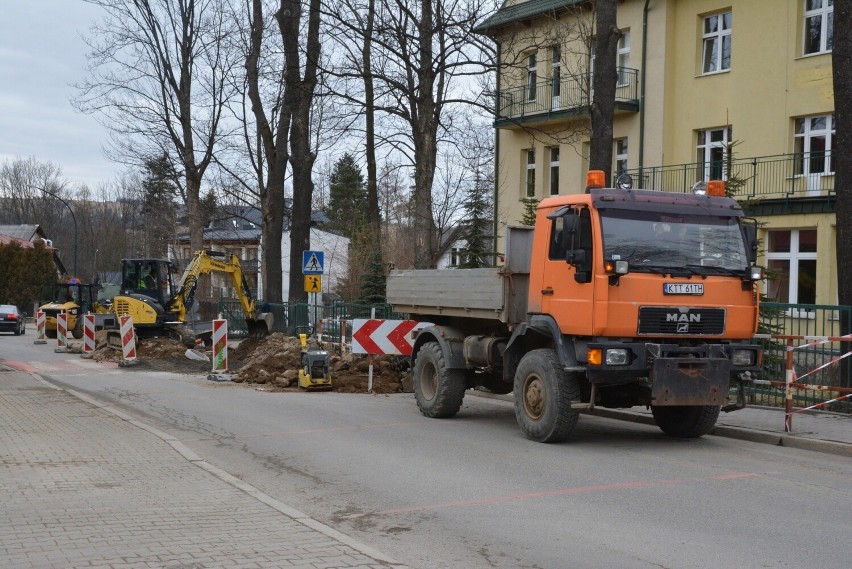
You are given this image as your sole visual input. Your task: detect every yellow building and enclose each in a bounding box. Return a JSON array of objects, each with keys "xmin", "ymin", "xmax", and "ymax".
[{"xmin": 476, "ymin": 0, "xmax": 837, "ymax": 307}]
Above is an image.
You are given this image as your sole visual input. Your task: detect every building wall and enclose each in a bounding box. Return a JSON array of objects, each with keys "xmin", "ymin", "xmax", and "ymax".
[
  {"xmin": 487, "ymin": 0, "xmax": 837, "ymax": 305},
  {"xmin": 278, "ymin": 228, "xmax": 350, "ymax": 301}
]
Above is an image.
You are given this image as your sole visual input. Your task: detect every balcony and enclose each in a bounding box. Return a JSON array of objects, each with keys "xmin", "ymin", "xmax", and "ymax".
[
  {"xmin": 495, "ymin": 68, "xmax": 639, "ymax": 128},
  {"xmin": 624, "ymin": 152, "xmax": 835, "ymax": 207}
]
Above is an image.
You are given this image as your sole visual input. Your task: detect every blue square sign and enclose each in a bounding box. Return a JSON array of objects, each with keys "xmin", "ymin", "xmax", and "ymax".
[{"xmin": 302, "ymin": 250, "xmax": 324, "ymax": 274}]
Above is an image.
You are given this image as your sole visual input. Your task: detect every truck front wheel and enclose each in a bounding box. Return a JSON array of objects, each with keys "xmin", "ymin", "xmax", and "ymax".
[
  {"xmin": 412, "ymin": 342, "xmax": 466, "ymax": 418},
  {"xmin": 514, "ymin": 349, "xmax": 580, "ymax": 443},
  {"xmin": 651, "ymin": 405, "xmax": 720, "ymax": 438}
]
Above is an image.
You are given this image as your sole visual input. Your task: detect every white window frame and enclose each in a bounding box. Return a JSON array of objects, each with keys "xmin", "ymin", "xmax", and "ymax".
[
  {"xmin": 702, "ymin": 11, "xmax": 732, "ymax": 74},
  {"xmin": 794, "ymin": 114, "xmax": 834, "ymax": 176},
  {"xmin": 803, "ymin": 0, "xmax": 833, "ymax": 55},
  {"xmin": 526, "ymin": 53, "xmax": 537, "ymax": 101},
  {"xmin": 617, "ymin": 31, "xmax": 631, "ymax": 86},
  {"xmin": 549, "ymin": 147, "xmax": 560, "ymax": 196},
  {"xmin": 614, "ymin": 138, "xmax": 628, "ymax": 176},
  {"xmin": 765, "ymin": 229, "xmax": 818, "ymax": 313},
  {"xmin": 697, "ymin": 126, "xmax": 731, "ymax": 180},
  {"xmin": 525, "ymin": 149, "xmax": 536, "ymax": 197}
]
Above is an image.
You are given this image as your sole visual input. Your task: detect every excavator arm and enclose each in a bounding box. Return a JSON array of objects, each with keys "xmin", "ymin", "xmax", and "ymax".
[{"xmin": 167, "ymin": 250, "xmax": 272, "ymax": 335}]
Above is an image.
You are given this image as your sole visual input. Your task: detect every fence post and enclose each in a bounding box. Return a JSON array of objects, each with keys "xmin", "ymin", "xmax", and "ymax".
[{"xmin": 785, "ymin": 338, "xmax": 795, "ymax": 432}]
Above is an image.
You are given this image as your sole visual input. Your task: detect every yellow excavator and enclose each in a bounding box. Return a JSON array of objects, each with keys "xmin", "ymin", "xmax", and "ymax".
[{"xmin": 110, "ymin": 250, "xmax": 272, "ymax": 346}]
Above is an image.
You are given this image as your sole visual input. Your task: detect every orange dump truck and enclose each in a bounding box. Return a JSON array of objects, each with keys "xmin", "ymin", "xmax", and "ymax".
[{"xmin": 387, "ymin": 172, "xmax": 763, "ymax": 442}]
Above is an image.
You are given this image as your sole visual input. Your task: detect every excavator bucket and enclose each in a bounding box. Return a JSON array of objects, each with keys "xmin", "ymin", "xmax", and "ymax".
[{"xmin": 246, "ymin": 312, "xmax": 273, "ymax": 338}]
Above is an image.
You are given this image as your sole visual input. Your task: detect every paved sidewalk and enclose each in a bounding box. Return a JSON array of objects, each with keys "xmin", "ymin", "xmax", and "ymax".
[{"xmin": 0, "ymin": 366, "xmax": 407, "ymax": 569}]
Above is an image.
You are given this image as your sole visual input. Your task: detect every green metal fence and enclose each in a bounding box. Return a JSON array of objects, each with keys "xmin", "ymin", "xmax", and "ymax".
[
  {"xmin": 217, "ymin": 299, "xmax": 404, "ymax": 342},
  {"xmin": 750, "ymin": 303, "xmax": 852, "ymax": 411}
]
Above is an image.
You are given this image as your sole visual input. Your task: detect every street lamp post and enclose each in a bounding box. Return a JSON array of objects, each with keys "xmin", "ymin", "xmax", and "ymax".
[{"xmin": 36, "ymin": 186, "xmax": 78, "ymax": 278}]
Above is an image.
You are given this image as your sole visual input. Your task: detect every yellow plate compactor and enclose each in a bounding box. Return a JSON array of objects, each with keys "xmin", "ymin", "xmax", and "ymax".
[{"xmin": 298, "ymin": 330, "xmax": 333, "ymax": 391}]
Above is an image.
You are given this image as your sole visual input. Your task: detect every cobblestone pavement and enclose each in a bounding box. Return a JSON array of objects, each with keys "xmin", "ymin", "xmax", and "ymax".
[{"xmin": 0, "ymin": 367, "xmax": 408, "ymax": 569}]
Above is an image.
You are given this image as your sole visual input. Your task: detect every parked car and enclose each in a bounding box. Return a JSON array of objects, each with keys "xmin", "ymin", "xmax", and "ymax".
[{"xmin": 0, "ymin": 304, "xmax": 26, "ymax": 335}]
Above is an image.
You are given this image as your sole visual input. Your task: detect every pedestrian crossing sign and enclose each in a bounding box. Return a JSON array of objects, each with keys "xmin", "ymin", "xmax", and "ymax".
[
  {"xmin": 304, "ymin": 275, "xmax": 322, "ymax": 293},
  {"xmin": 302, "ymin": 250, "xmax": 324, "ymax": 274}
]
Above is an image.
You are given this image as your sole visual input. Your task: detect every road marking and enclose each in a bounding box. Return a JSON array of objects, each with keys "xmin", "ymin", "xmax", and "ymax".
[{"xmin": 361, "ymin": 473, "xmax": 763, "ymax": 518}]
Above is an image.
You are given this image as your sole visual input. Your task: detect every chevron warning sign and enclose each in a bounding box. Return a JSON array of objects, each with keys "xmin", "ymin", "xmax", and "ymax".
[{"xmin": 351, "ymin": 319, "xmax": 430, "ymax": 355}]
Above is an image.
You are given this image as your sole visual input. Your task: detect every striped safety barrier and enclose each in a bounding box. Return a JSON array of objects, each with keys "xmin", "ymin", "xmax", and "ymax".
[
  {"xmin": 82, "ymin": 314, "xmax": 96, "ymax": 355},
  {"xmin": 120, "ymin": 315, "xmax": 137, "ymax": 363},
  {"xmin": 55, "ymin": 311, "xmax": 68, "ymax": 352},
  {"xmin": 34, "ymin": 310, "xmax": 47, "ymax": 344},
  {"xmin": 212, "ymin": 319, "xmax": 228, "ymax": 372}
]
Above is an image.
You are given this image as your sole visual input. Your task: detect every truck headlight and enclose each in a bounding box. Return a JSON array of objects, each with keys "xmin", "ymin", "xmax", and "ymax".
[
  {"xmin": 732, "ymin": 349, "xmax": 755, "ymax": 367},
  {"xmin": 605, "ymin": 349, "xmax": 630, "ymax": 365}
]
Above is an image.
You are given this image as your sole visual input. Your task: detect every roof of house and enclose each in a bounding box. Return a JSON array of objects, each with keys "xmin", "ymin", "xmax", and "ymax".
[
  {"xmin": 0, "ymin": 234, "xmax": 35, "ymax": 248},
  {"xmin": 473, "ymin": 0, "xmax": 584, "ymax": 34},
  {"xmin": 0, "ymin": 224, "xmax": 44, "ymax": 242}
]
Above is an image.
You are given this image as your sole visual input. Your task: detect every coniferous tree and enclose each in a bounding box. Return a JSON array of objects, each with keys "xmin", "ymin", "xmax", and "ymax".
[
  {"xmin": 460, "ymin": 169, "xmax": 494, "ymax": 268},
  {"xmin": 520, "ymin": 197, "xmax": 539, "ymax": 226},
  {"xmin": 324, "ymin": 153, "xmax": 368, "ymax": 239},
  {"xmin": 140, "ymin": 153, "xmax": 179, "ymax": 257},
  {"xmin": 358, "ymin": 248, "xmax": 387, "ymax": 304}
]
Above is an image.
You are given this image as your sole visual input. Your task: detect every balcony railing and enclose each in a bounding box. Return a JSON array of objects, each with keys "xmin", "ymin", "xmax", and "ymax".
[
  {"xmin": 625, "ymin": 152, "xmax": 835, "ymax": 201},
  {"xmin": 496, "ymin": 68, "xmax": 639, "ymax": 124}
]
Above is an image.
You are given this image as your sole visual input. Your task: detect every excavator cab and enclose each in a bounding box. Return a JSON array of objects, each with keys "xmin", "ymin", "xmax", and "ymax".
[{"xmin": 121, "ymin": 259, "xmax": 175, "ymax": 307}]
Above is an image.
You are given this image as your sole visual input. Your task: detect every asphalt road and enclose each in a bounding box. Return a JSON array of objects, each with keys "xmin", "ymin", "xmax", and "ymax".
[{"xmin": 2, "ymin": 334, "xmax": 851, "ymax": 569}]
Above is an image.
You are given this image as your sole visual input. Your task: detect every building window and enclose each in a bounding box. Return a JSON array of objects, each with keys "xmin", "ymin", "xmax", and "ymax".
[
  {"xmin": 617, "ymin": 31, "xmax": 631, "ymax": 85},
  {"xmin": 548, "ymin": 147, "xmax": 560, "ymax": 196},
  {"xmin": 794, "ymin": 114, "xmax": 834, "ymax": 175},
  {"xmin": 702, "ymin": 12, "xmax": 732, "ymax": 74},
  {"xmin": 614, "ymin": 138, "xmax": 628, "ymax": 177},
  {"xmin": 451, "ymin": 247, "xmax": 461, "ymax": 267},
  {"xmin": 804, "ymin": 0, "xmax": 833, "ymax": 55},
  {"xmin": 765, "ymin": 229, "xmax": 817, "ymax": 304},
  {"xmin": 525, "ymin": 149, "xmax": 536, "ymax": 197},
  {"xmin": 697, "ymin": 126, "xmax": 731, "ymax": 180},
  {"xmin": 551, "ymin": 45, "xmax": 561, "ymax": 107},
  {"xmin": 526, "ymin": 53, "xmax": 537, "ymax": 101}
]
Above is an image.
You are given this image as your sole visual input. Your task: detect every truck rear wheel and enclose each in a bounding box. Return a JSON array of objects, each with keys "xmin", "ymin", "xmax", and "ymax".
[
  {"xmin": 651, "ymin": 405, "xmax": 720, "ymax": 438},
  {"xmin": 514, "ymin": 349, "xmax": 580, "ymax": 443},
  {"xmin": 412, "ymin": 342, "xmax": 466, "ymax": 418}
]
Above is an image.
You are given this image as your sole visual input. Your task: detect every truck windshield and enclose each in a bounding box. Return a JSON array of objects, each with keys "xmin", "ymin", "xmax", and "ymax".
[{"xmin": 600, "ymin": 210, "xmax": 748, "ymax": 272}]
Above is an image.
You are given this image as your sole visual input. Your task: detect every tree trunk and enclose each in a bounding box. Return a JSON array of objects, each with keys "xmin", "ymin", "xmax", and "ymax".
[
  {"xmin": 588, "ymin": 0, "xmax": 620, "ymax": 186},
  {"xmin": 832, "ymin": 1, "xmax": 851, "ymax": 385},
  {"xmin": 364, "ymin": 0, "xmax": 381, "ymax": 249},
  {"xmin": 412, "ymin": 0, "xmax": 438, "ymax": 269},
  {"xmin": 279, "ymin": 0, "xmax": 321, "ymax": 303}
]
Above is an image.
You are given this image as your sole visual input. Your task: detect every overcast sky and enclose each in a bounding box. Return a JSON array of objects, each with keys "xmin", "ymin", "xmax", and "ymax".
[{"xmin": 0, "ymin": 1, "xmax": 119, "ymax": 189}]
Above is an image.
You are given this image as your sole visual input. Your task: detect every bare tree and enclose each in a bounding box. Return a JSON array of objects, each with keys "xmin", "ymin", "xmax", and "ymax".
[
  {"xmin": 76, "ymin": 0, "xmax": 237, "ymax": 254},
  {"xmin": 833, "ymin": 2, "xmax": 851, "ymax": 334},
  {"xmin": 588, "ymin": 0, "xmax": 620, "ymax": 184}
]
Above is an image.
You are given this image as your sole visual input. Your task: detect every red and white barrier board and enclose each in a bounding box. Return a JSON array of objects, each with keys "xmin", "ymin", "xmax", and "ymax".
[
  {"xmin": 83, "ymin": 314, "xmax": 96, "ymax": 353},
  {"xmin": 212, "ymin": 319, "xmax": 228, "ymax": 372},
  {"xmin": 351, "ymin": 319, "xmax": 430, "ymax": 355},
  {"xmin": 56, "ymin": 311, "xmax": 68, "ymax": 348},
  {"xmin": 120, "ymin": 315, "xmax": 137, "ymax": 361},
  {"xmin": 34, "ymin": 310, "xmax": 47, "ymax": 344}
]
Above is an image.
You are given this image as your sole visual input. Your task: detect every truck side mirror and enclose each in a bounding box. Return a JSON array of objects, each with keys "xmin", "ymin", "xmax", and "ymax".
[{"xmin": 742, "ymin": 221, "xmax": 758, "ymax": 264}]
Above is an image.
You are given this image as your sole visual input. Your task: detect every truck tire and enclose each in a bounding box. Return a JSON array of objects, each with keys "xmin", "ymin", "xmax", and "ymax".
[
  {"xmin": 514, "ymin": 349, "xmax": 580, "ymax": 443},
  {"xmin": 413, "ymin": 342, "xmax": 466, "ymax": 418},
  {"xmin": 651, "ymin": 405, "xmax": 720, "ymax": 438}
]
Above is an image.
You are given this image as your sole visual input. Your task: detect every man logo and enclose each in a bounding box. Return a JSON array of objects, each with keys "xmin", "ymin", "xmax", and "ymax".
[{"xmin": 666, "ymin": 313, "xmax": 701, "ymax": 323}]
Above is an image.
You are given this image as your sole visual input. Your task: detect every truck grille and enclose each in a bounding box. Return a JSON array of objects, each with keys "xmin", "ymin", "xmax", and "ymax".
[{"xmin": 637, "ymin": 307, "xmax": 725, "ymax": 336}]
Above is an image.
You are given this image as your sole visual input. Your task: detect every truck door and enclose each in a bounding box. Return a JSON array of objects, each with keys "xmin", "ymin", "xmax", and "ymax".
[{"xmin": 540, "ymin": 207, "xmax": 595, "ymax": 335}]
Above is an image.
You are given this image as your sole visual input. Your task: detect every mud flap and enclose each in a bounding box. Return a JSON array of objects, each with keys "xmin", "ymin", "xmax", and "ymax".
[{"xmin": 651, "ymin": 358, "xmax": 731, "ymax": 406}]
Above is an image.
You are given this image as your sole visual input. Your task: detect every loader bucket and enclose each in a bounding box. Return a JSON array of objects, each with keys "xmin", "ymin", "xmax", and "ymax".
[{"xmin": 246, "ymin": 312, "xmax": 273, "ymax": 337}]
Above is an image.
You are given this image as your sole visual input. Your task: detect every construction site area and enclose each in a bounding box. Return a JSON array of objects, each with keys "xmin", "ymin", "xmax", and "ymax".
[{"xmin": 73, "ymin": 331, "xmax": 412, "ymax": 394}]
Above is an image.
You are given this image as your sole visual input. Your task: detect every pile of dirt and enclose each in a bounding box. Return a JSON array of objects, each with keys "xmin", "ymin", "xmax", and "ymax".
[
  {"xmin": 231, "ymin": 332, "xmax": 411, "ymax": 394},
  {"xmin": 88, "ymin": 334, "xmax": 212, "ymax": 373}
]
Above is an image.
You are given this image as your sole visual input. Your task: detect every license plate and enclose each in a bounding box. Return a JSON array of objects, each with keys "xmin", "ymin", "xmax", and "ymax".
[{"xmin": 663, "ymin": 283, "xmax": 704, "ymax": 295}]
